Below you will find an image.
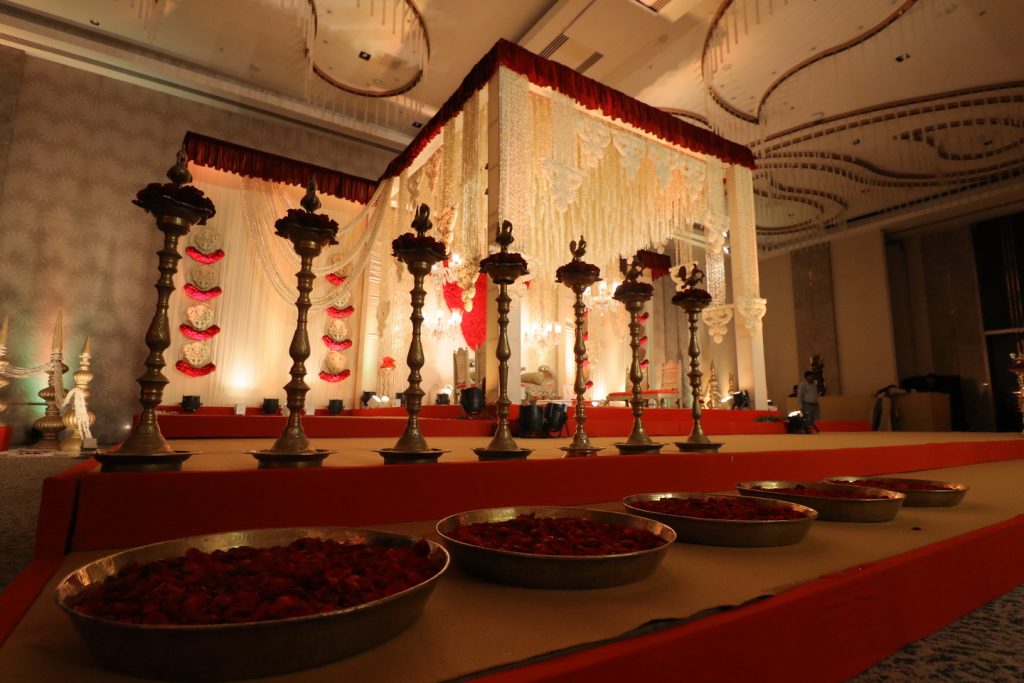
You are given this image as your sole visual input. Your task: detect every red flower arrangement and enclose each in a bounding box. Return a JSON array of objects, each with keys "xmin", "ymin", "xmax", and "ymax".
[
  {"xmin": 183, "ymin": 284, "xmax": 222, "ymax": 301},
  {"xmin": 322, "ymin": 336, "xmax": 353, "ymax": 351},
  {"xmin": 327, "ymin": 305, "xmax": 355, "ymax": 319},
  {"xmin": 442, "ymin": 274, "xmax": 487, "ymax": 350},
  {"xmin": 752, "ymin": 484, "xmax": 886, "ymax": 500},
  {"xmin": 179, "ymin": 324, "xmax": 220, "ymax": 341},
  {"xmin": 185, "ymin": 247, "xmax": 224, "ymax": 264},
  {"xmin": 72, "ymin": 537, "xmax": 440, "ymax": 625},
  {"xmin": 274, "ymin": 208, "xmax": 340, "ymax": 237},
  {"xmin": 479, "ymin": 250, "xmax": 529, "ymax": 269},
  {"xmin": 835, "ymin": 478, "xmax": 957, "ymax": 492},
  {"xmin": 319, "ymin": 369, "xmax": 351, "ymax": 383},
  {"xmin": 325, "ymin": 273, "xmax": 347, "ymax": 286},
  {"xmin": 174, "ymin": 360, "xmax": 215, "ymax": 377},
  {"xmin": 380, "ymin": 356, "xmax": 397, "ymax": 369},
  {"xmin": 449, "ymin": 514, "xmax": 666, "ymax": 556},
  {"xmin": 134, "ymin": 183, "xmax": 216, "ymax": 222},
  {"xmin": 671, "ymin": 288, "xmax": 712, "ymax": 305},
  {"xmin": 555, "ymin": 260, "xmax": 600, "ymax": 282},
  {"xmin": 613, "ymin": 281, "xmax": 655, "ymax": 299},
  {"xmin": 632, "ymin": 496, "xmax": 808, "ymax": 521}
]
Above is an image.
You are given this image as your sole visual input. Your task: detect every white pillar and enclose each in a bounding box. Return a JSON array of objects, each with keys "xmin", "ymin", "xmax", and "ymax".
[
  {"xmin": 485, "ymin": 74, "xmax": 523, "ymax": 404},
  {"xmin": 726, "ymin": 165, "xmax": 769, "ymax": 409}
]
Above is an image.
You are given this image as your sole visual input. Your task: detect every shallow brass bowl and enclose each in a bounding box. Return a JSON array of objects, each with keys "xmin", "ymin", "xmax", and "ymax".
[
  {"xmin": 622, "ymin": 492, "xmax": 817, "ymax": 547},
  {"xmin": 736, "ymin": 480, "xmax": 904, "ymax": 523},
  {"xmin": 824, "ymin": 476, "xmax": 969, "ymax": 507},
  {"xmin": 435, "ymin": 506, "xmax": 675, "ymax": 589},
  {"xmin": 55, "ymin": 527, "xmax": 450, "ymax": 682}
]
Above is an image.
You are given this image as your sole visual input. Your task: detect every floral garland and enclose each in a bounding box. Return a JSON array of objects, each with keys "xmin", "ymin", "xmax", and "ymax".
[
  {"xmin": 442, "ymin": 273, "xmax": 487, "ymax": 350},
  {"xmin": 176, "ymin": 224, "xmax": 224, "ymax": 377},
  {"xmin": 320, "ymin": 259, "xmax": 352, "ymax": 383}
]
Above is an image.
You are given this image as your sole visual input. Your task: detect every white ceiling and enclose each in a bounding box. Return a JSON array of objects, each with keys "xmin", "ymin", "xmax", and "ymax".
[{"xmin": 1, "ymin": 0, "xmax": 1022, "ymax": 250}]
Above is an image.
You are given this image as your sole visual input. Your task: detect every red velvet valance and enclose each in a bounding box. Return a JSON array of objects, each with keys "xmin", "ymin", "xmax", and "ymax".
[
  {"xmin": 183, "ymin": 132, "xmax": 378, "ymax": 205},
  {"xmin": 381, "ymin": 39, "xmax": 755, "ymax": 181}
]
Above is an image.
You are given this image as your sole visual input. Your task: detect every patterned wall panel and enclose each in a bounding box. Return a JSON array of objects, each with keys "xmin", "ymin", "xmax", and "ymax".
[
  {"xmin": 790, "ymin": 243, "xmax": 841, "ymax": 394},
  {"xmin": 0, "ymin": 50, "xmax": 395, "ymax": 444}
]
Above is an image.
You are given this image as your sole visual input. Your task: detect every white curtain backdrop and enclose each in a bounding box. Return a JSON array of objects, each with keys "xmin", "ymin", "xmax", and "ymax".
[{"xmin": 163, "ymin": 166, "xmax": 367, "ymax": 411}]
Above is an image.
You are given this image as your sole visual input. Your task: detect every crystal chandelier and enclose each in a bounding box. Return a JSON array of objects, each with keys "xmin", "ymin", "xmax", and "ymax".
[
  {"xmin": 584, "ymin": 279, "xmax": 621, "ymax": 316},
  {"xmin": 524, "ymin": 320, "xmax": 562, "ymax": 348},
  {"xmin": 425, "ymin": 309, "xmax": 463, "ymax": 342}
]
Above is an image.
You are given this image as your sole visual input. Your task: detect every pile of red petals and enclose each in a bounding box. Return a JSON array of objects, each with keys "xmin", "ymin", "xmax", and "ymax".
[
  {"xmin": 73, "ymin": 538, "xmax": 439, "ymax": 626},
  {"xmin": 449, "ymin": 514, "xmax": 665, "ymax": 556},
  {"xmin": 183, "ymin": 284, "xmax": 222, "ymax": 301},
  {"xmin": 319, "ymin": 369, "xmax": 351, "ymax": 383},
  {"xmin": 632, "ymin": 496, "xmax": 808, "ymax": 521},
  {"xmin": 174, "ymin": 360, "xmax": 215, "ymax": 377},
  {"xmin": 753, "ymin": 484, "xmax": 886, "ymax": 500},
  {"xmin": 837, "ymin": 478, "xmax": 956, "ymax": 492}
]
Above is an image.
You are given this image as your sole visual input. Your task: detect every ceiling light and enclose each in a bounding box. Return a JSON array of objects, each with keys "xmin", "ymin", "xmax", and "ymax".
[
  {"xmin": 358, "ymin": 51, "xmax": 372, "ymax": 61},
  {"xmin": 895, "ymin": 53, "xmax": 911, "ymax": 63},
  {"xmin": 89, "ymin": 18, "xmax": 100, "ymax": 26},
  {"xmin": 412, "ymin": 121, "xmax": 423, "ymax": 128},
  {"xmin": 852, "ymin": 138, "xmax": 861, "ymax": 145}
]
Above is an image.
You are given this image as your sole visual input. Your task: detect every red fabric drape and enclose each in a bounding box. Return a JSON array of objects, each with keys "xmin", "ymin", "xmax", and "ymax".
[
  {"xmin": 635, "ymin": 249, "xmax": 672, "ymax": 279},
  {"xmin": 183, "ymin": 132, "xmax": 378, "ymax": 205},
  {"xmin": 381, "ymin": 39, "xmax": 755, "ymax": 181}
]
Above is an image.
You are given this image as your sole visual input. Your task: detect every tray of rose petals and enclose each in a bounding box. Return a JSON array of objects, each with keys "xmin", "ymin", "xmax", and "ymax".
[
  {"xmin": 823, "ymin": 476, "xmax": 969, "ymax": 507},
  {"xmin": 622, "ymin": 492, "xmax": 818, "ymax": 547},
  {"xmin": 736, "ymin": 481, "xmax": 904, "ymax": 523},
  {"xmin": 435, "ymin": 506, "xmax": 675, "ymax": 589},
  {"xmin": 55, "ymin": 527, "xmax": 449, "ymax": 682}
]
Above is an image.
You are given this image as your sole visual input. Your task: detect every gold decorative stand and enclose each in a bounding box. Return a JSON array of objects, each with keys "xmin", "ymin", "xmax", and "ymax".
[
  {"xmin": 98, "ymin": 148, "xmax": 214, "ymax": 472},
  {"xmin": 556, "ymin": 237, "xmax": 603, "ymax": 457},
  {"xmin": 32, "ymin": 313, "xmax": 68, "ymax": 450},
  {"xmin": 671, "ymin": 265, "xmax": 722, "ymax": 453},
  {"xmin": 375, "ymin": 204, "xmax": 449, "ymax": 464},
  {"xmin": 613, "ymin": 256, "xmax": 666, "ymax": 455},
  {"xmin": 59, "ymin": 337, "xmax": 96, "ymax": 454},
  {"xmin": 250, "ymin": 181, "xmax": 338, "ymax": 469},
  {"xmin": 474, "ymin": 221, "xmax": 532, "ymax": 461}
]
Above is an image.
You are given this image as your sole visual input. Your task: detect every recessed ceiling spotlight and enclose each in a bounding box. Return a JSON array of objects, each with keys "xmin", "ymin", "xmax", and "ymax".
[
  {"xmin": 852, "ymin": 138, "xmax": 861, "ymax": 145},
  {"xmin": 358, "ymin": 51, "xmax": 372, "ymax": 61},
  {"xmin": 895, "ymin": 53, "xmax": 911, "ymax": 63},
  {"xmin": 412, "ymin": 121, "xmax": 423, "ymax": 128},
  {"xmin": 89, "ymin": 18, "xmax": 100, "ymax": 26}
]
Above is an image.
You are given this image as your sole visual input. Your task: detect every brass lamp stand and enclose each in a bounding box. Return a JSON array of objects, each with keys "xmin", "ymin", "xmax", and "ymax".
[
  {"xmin": 375, "ymin": 204, "xmax": 449, "ymax": 464},
  {"xmin": 98, "ymin": 148, "xmax": 214, "ymax": 473},
  {"xmin": 556, "ymin": 237, "xmax": 603, "ymax": 457},
  {"xmin": 613, "ymin": 256, "xmax": 665, "ymax": 455},
  {"xmin": 250, "ymin": 181, "xmax": 338, "ymax": 469},
  {"xmin": 32, "ymin": 313, "xmax": 68, "ymax": 450},
  {"xmin": 671, "ymin": 264, "xmax": 722, "ymax": 453},
  {"xmin": 59, "ymin": 337, "xmax": 96, "ymax": 454},
  {"xmin": 474, "ymin": 221, "xmax": 531, "ymax": 461}
]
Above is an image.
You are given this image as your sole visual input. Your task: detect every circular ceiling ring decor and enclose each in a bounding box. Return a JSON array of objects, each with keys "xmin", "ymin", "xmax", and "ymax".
[{"xmin": 313, "ymin": 0, "xmax": 429, "ymax": 98}]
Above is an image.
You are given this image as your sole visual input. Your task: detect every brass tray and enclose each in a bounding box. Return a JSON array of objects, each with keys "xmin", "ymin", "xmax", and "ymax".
[
  {"xmin": 824, "ymin": 476, "xmax": 969, "ymax": 508},
  {"xmin": 736, "ymin": 481, "xmax": 905, "ymax": 523},
  {"xmin": 435, "ymin": 506, "xmax": 675, "ymax": 589},
  {"xmin": 622, "ymin": 492, "xmax": 817, "ymax": 547},
  {"xmin": 55, "ymin": 527, "xmax": 450, "ymax": 682}
]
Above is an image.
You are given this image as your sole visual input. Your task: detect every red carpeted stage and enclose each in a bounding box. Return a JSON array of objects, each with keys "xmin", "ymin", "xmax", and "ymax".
[
  {"xmin": 150, "ymin": 404, "xmax": 870, "ymax": 439},
  {"xmin": 1, "ymin": 435, "xmax": 1022, "ymax": 681}
]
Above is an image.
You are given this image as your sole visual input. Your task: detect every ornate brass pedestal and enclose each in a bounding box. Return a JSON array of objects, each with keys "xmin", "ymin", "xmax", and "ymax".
[
  {"xmin": 474, "ymin": 221, "xmax": 532, "ymax": 461},
  {"xmin": 249, "ymin": 181, "xmax": 338, "ymax": 469},
  {"xmin": 98, "ymin": 148, "xmax": 213, "ymax": 473},
  {"xmin": 556, "ymin": 237, "xmax": 603, "ymax": 457},
  {"xmin": 32, "ymin": 313, "xmax": 68, "ymax": 450},
  {"xmin": 672, "ymin": 265, "xmax": 722, "ymax": 454},
  {"xmin": 612, "ymin": 257, "xmax": 666, "ymax": 455},
  {"xmin": 375, "ymin": 204, "xmax": 448, "ymax": 464},
  {"xmin": 59, "ymin": 337, "xmax": 96, "ymax": 454}
]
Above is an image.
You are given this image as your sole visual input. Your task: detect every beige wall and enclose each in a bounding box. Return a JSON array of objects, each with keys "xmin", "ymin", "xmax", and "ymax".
[
  {"xmin": 830, "ymin": 229, "xmax": 898, "ymax": 395},
  {"xmin": 0, "ymin": 47, "xmax": 395, "ymax": 444},
  {"xmin": 759, "ymin": 252, "xmax": 799, "ymax": 408}
]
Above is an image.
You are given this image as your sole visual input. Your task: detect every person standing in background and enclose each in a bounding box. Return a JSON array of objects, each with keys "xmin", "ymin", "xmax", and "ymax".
[{"xmin": 797, "ymin": 371, "xmax": 821, "ymax": 433}]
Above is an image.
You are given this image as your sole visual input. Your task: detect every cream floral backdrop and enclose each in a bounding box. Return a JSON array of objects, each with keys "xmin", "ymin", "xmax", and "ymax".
[
  {"xmin": 0, "ymin": 48, "xmax": 392, "ymax": 444},
  {"xmin": 162, "ymin": 167, "xmax": 367, "ymax": 412}
]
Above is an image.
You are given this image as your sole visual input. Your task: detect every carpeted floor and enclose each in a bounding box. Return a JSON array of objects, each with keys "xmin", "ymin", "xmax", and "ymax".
[{"xmin": 0, "ymin": 450, "xmax": 1020, "ymax": 680}]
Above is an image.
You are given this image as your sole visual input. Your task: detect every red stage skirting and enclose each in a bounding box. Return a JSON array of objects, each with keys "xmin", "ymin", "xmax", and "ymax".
[
  {"xmin": 150, "ymin": 405, "xmax": 869, "ymax": 439},
  {"xmin": 3, "ymin": 439, "xmax": 1020, "ymax": 676}
]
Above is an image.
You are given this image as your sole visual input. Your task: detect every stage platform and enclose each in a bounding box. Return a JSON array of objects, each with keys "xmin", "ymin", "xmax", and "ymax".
[
  {"xmin": 150, "ymin": 404, "xmax": 870, "ymax": 439},
  {"xmin": 1, "ymin": 434, "xmax": 1021, "ymax": 681}
]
